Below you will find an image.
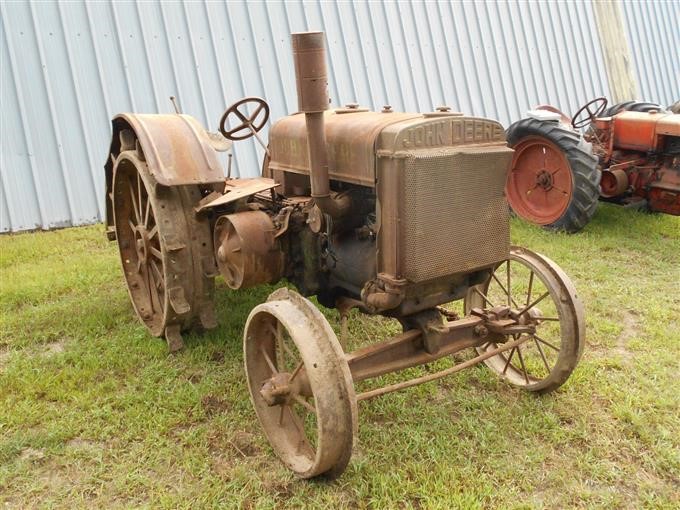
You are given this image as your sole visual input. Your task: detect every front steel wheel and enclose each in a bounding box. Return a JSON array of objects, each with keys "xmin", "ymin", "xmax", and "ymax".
[
  {"xmin": 465, "ymin": 246, "xmax": 585, "ymax": 393},
  {"xmin": 244, "ymin": 288, "xmax": 357, "ymax": 479}
]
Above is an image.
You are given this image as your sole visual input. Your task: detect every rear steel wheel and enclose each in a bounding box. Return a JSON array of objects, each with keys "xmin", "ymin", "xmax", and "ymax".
[
  {"xmin": 506, "ymin": 118, "xmax": 600, "ymax": 233},
  {"xmin": 112, "ymin": 149, "xmax": 216, "ymax": 351},
  {"xmin": 465, "ymin": 246, "xmax": 585, "ymax": 393},
  {"xmin": 244, "ymin": 288, "xmax": 356, "ymax": 479}
]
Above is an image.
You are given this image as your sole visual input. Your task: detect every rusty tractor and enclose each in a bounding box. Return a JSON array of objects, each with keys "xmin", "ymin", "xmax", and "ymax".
[
  {"xmin": 505, "ymin": 98, "xmax": 680, "ymax": 233},
  {"xmin": 104, "ymin": 32, "xmax": 585, "ymax": 478}
]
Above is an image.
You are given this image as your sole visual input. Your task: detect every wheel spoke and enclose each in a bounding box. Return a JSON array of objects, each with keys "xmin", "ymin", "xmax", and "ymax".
[
  {"xmin": 506, "ymin": 260, "xmax": 511, "ymax": 307},
  {"xmin": 144, "ymin": 195, "xmax": 151, "ymax": 228},
  {"xmin": 150, "ymin": 246, "xmax": 163, "ymax": 260},
  {"xmin": 128, "ymin": 218, "xmax": 137, "ymax": 233},
  {"xmin": 128, "ymin": 180, "xmax": 141, "ymax": 224},
  {"xmin": 502, "ymin": 347, "xmax": 516, "ymax": 375},
  {"xmin": 137, "ymin": 172, "xmax": 143, "ymax": 222},
  {"xmin": 289, "ymin": 361, "xmax": 304, "ymax": 383},
  {"xmin": 278, "ymin": 404, "xmax": 286, "ymax": 425},
  {"xmin": 286, "ymin": 406, "xmax": 313, "ymax": 456},
  {"xmin": 534, "ymin": 334, "xmax": 560, "ymax": 352},
  {"xmin": 518, "ymin": 291, "xmax": 550, "ymax": 317},
  {"xmin": 534, "ymin": 336, "xmax": 552, "ymax": 374},
  {"xmin": 148, "ymin": 265, "xmax": 162, "ymax": 311},
  {"xmin": 293, "ymin": 394, "xmax": 316, "ymax": 414},
  {"xmin": 150, "ymin": 260, "xmax": 164, "ymax": 288},
  {"xmin": 144, "ymin": 265, "xmax": 154, "ymax": 313},
  {"xmin": 250, "ymin": 102, "xmax": 264, "ymax": 121},
  {"xmin": 491, "ymin": 272, "xmax": 520, "ymax": 309},
  {"xmin": 268, "ymin": 323, "xmax": 297, "ymax": 366},
  {"xmin": 515, "ymin": 345, "xmax": 530, "ymax": 384},
  {"xmin": 526, "ymin": 271, "xmax": 534, "ymax": 308},
  {"xmin": 260, "ymin": 345, "xmax": 278, "ymax": 375},
  {"xmin": 474, "ymin": 287, "xmax": 496, "ymax": 308},
  {"xmin": 234, "ymin": 108, "xmax": 249, "ymax": 123},
  {"xmin": 148, "ymin": 225, "xmax": 158, "ymax": 239}
]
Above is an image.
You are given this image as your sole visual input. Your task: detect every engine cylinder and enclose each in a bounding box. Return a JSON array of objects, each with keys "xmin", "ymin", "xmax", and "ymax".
[{"xmin": 213, "ymin": 211, "xmax": 284, "ymax": 290}]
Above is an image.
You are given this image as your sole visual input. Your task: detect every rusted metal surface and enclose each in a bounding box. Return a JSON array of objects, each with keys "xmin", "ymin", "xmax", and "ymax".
[
  {"xmin": 108, "ymin": 114, "xmax": 225, "ymax": 187},
  {"xmin": 244, "ymin": 288, "xmax": 356, "ymax": 479},
  {"xmin": 213, "ymin": 211, "xmax": 284, "ymax": 290},
  {"xmin": 111, "ymin": 148, "xmax": 216, "ymax": 352},
  {"xmin": 195, "ymin": 178, "xmax": 278, "ymax": 212},
  {"xmin": 290, "ymin": 32, "xmax": 351, "ymax": 219},
  {"xmin": 219, "ymin": 97, "xmax": 270, "ymax": 141},
  {"xmin": 466, "ymin": 246, "xmax": 585, "ymax": 392},
  {"xmin": 355, "ymin": 335, "xmax": 530, "ymax": 402},
  {"xmin": 268, "ymin": 110, "xmax": 419, "ymax": 187},
  {"xmin": 104, "ymin": 113, "xmax": 226, "ymax": 237},
  {"xmin": 106, "ymin": 29, "xmax": 586, "ymax": 480},
  {"xmin": 347, "ymin": 317, "xmax": 500, "ymax": 382}
]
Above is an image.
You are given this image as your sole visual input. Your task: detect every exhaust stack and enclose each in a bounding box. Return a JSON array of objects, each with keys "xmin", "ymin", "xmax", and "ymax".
[{"xmin": 291, "ymin": 32, "xmax": 350, "ymax": 218}]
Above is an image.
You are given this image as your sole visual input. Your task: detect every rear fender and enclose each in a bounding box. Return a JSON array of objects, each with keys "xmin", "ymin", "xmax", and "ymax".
[{"xmin": 104, "ymin": 113, "xmax": 228, "ymax": 236}]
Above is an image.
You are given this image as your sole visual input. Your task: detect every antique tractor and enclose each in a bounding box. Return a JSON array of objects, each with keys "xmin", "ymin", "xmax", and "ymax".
[
  {"xmin": 104, "ymin": 32, "xmax": 584, "ymax": 478},
  {"xmin": 505, "ymin": 98, "xmax": 680, "ymax": 232}
]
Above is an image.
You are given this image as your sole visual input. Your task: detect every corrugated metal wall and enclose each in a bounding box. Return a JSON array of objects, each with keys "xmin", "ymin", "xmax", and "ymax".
[
  {"xmin": 0, "ymin": 0, "xmax": 674, "ymax": 233},
  {"xmin": 621, "ymin": 0, "xmax": 680, "ymax": 106}
]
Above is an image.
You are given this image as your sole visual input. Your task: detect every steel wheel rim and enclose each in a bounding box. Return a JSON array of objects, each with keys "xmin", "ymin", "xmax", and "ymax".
[
  {"xmin": 506, "ymin": 136, "xmax": 574, "ymax": 225},
  {"xmin": 113, "ymin": 157, "xmax": 167, "ymax": 335},
  {"xmin": 469, "ymin": 250, "xmax": 578, "ymax": 390},
  {"xmin": 246, "ymin": 310, "xmax": 320, "ymax": 474},
  {"xmin": 244, "ymin": 290, "xmax": 356, "ymax": 479}
]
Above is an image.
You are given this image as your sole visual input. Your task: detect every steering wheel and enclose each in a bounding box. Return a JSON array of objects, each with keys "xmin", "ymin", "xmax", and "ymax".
[
  {"xmin": 571, "ymin": 97, "xmax": 608, "ymax": 129},
  {"xmin": 219, "ymin": 97, "xmax": 270, "ymax": 141}
]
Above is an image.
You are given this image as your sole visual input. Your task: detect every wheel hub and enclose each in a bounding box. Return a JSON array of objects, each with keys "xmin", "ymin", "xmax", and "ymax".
[
  {"xmin": 517, "ymin": 306, "xmax": 544, "ymax": 326},
  {"xmin": 260, "ymin": 369, "xmax": 312, "ymax": 407},
  {"xmin": 536, "ymin": 170, "xmax": 553, "ymax": 190},
  {"xmin": 260, "ymin": 373, "xmax": 293, "ymax": 406}
]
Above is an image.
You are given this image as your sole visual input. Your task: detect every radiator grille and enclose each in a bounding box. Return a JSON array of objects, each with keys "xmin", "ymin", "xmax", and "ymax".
[{"xmin": 399, "ymin": 146, "xmax": 512, "ymax": 282}]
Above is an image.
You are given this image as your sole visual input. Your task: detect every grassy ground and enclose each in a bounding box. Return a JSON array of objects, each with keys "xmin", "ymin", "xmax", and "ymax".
[{"xmin": 1, "ymin": 204, "xmax": 679, "ymax": 509}]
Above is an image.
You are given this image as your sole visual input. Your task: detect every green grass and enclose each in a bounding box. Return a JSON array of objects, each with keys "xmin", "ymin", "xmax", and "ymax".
[{"xmin": 1, "ymin": 204, "xmax": 679, "ymax": 509}]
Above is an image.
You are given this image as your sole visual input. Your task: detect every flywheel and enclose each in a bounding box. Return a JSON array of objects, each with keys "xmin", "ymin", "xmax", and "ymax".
[{"xmin": 112, "ymin": 145, "xmax": 217, "ymax": 351}]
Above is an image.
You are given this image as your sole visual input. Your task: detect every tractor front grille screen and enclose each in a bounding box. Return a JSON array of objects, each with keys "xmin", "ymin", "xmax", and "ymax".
[{"xmin": 399, "ymin": 146, "xmax": 513, "ymax": 282}]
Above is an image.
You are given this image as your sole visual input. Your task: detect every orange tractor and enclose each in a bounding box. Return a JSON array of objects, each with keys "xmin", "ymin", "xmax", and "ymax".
[{"xmin": 505, "ymin": 98, "xmax": 680, "ymax": 232}]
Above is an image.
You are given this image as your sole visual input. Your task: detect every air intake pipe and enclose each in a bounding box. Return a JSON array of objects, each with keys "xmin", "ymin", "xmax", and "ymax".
[{"xmin": 291, "ymin": 32, "xmax": 351, "ymax": 218}]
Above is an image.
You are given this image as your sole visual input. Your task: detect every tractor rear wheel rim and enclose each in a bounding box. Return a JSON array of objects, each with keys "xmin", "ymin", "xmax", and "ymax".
[
  {"xmin": 114, "ymin": 158, "xmax": 167, "ymax": 335},
  {"xmin": 506, "ymin": 136, "xmax": 574, "ymax": 225}
]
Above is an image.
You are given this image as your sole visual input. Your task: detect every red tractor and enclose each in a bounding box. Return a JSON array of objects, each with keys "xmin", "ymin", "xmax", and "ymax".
[{"xmin": 505, "ymin": 98, "xmax": 680, "ymax": 232}]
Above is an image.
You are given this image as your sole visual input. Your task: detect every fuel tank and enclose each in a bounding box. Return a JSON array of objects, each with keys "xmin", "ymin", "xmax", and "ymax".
[{"xmin": 613, "ymin": 111, "xmax": 680, "ymax": 152}]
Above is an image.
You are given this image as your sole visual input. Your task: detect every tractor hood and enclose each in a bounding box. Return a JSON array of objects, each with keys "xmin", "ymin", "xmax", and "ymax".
[{"xmin": 268, "ymin": 109, "xmax": 507, "ymax": 187}]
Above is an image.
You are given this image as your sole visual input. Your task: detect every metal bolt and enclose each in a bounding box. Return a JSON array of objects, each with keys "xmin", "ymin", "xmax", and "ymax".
[
  {"xmin": 382, "ymin": 105, "xmax": 393, "ymax": 113},
  {"xmin": 345, "ymin": 102, "xmax": 359, "ymax": 109},
  {"xmin": 473, "ymin": 325, "xmax": 489, "ymax": 338},
  {"xmin": 435, "ymin": 105, "xmax": 451, "ymax": 112}
]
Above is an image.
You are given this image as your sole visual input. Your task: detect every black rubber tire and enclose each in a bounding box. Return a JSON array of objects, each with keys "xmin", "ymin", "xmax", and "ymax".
[
  {"xmin": 601, "ymin": 100, "xmax": 665, "ymax": 117},
  {"xmin": 506, "ymin": 119, "xmax": 600, "ymax": 233}
]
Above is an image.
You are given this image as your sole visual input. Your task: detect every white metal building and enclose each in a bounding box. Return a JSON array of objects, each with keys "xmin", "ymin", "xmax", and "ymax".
[{"xmin": 1, "ymin": 0, "xmax": 678, "ymax": 232}]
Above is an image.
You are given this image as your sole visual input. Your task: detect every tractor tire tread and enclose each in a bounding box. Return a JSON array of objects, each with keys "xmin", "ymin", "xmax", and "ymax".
[{"xmin": 506, "ymin": 118, "xmax": 600, "ymax": 233}]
